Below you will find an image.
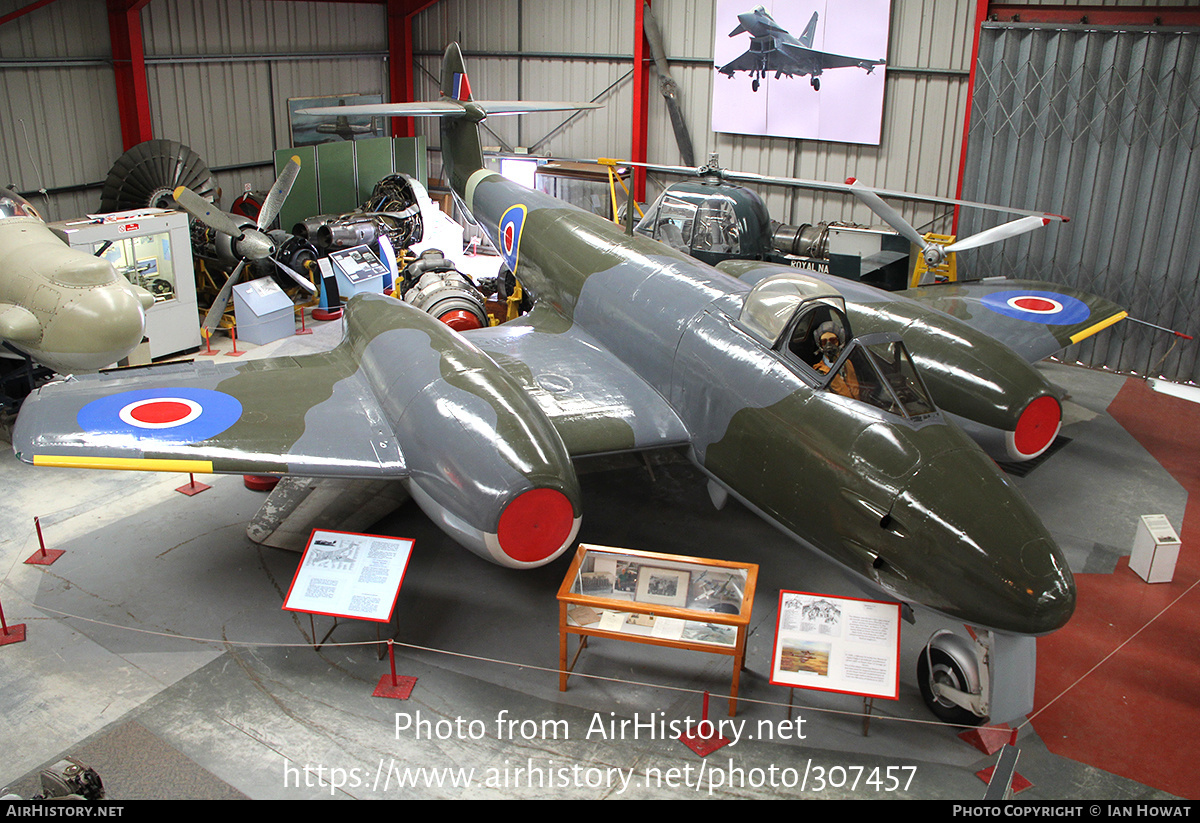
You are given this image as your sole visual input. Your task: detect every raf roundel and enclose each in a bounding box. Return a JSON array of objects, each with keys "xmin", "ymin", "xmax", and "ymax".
[
  {"xmin": 980, "ymin": 290, "xmax": 1091, "ymax": 325},
  {"xmin": 119, "ymin": 397, "xmax": 202, "ymax": 429},
  {"xmin": 78, "ymin": 387, "xmax": 243, "ymax": 444},
  {"xmin": 497, "ymin": 204, "xmax": 527, "ymax": 274}
]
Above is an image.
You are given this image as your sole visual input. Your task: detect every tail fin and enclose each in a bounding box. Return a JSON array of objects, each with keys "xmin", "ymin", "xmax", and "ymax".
[
  {"xmin": 442, "ymin": 42, "xmax": 473, "ymax": 102},
  {"xmin": 439, "ymin": 43, "xmax": 486, "ymax": 194},
  {"xmin": 296, "ymin": 42, "xmax": 600, "ymax": 197},
  {"xmin": 799, "ymin": 12, "xmax": 819, "ymax": 48}
]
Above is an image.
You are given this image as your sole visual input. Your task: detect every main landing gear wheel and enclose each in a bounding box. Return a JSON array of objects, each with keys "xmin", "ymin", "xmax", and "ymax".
[
  {"xmin": 811, "ymin": 76, "xmax": 821, "ymax": 91},
  {"xmin": 917, "ymin": 647, "xmax": 986, "ymax": 727},
  {"xmin": 752, "ymin": 78, "xmax": 760, "ymax": 92}
]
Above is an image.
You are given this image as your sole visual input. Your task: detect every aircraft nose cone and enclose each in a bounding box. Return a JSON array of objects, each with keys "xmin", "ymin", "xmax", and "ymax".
[
  {"xmin": 1016, "ymin": 535, "xmax": 1076, "ymax": 633},
  {"xmin": 886, "ymin": 447, "xmax": 1076, "ymax": 635},
  {"xmin": 40, "ymin": 285, "xmax": 147, "ymax": 372}
]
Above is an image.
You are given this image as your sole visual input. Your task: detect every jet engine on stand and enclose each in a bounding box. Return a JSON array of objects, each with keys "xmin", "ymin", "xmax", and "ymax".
[
  {"xmin": 396, "ymin": 249, "xmax": 489, "ymax": 331},
  {"xmin": 294, "ymin": 173, "xmax": 426, "ymax": 255},
  {"xmin": 295, "ymin": 173, "xmax": 498, "ymax": 329}
]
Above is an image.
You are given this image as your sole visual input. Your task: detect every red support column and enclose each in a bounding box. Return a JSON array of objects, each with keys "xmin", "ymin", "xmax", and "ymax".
[
  {"xmin": 952, "ymin": 0, "xmax": 990, "ymax": 236},
  {"xmin": 108, "ymin": 0, "xmax": 154, "ymax": 150},
  {"xmin": 387, "ymin": 0, "xmax": 441, "ymax": 139},
  {"xmin": 631, "ymin": 0, "xmax": 651, "ymax": 203}
]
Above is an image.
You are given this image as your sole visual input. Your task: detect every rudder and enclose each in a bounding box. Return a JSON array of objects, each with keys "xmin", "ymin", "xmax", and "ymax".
[{"xmin": 439, "ymin": 43, "xmax": 485, "ymax": 193}]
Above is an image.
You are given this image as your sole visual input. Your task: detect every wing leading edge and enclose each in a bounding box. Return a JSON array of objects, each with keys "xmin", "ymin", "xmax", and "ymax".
[
  {"xmin": 15, "ymin": 295, "xmax": 695, "ymax": 478},
  {"xmin": 15, "ymin": 331, "xmax": 406, "ymax": 478}
]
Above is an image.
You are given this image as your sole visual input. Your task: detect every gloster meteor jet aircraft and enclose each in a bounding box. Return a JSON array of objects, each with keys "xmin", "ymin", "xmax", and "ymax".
[{"xmin": 15, "ymin": 45, "xmax": 1126, "ymax": 647}]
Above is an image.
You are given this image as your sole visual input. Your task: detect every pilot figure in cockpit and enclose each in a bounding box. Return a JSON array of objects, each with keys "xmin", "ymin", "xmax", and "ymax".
[{"xmin": 812, "ymin": 321, "xmax": 859, "ymax": 399}]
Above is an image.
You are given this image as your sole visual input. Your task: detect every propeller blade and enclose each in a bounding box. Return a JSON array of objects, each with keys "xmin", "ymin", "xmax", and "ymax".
[
  {"xmin": 173, "ymin": 185, "xmax": 246, "ymax": 239},
  {"xmin": 273, "ymin": 257, "xmax": 317, "ymax": 294},
  {"xmin": 257, "ymin": 155, "xmax": 301, "ymax": 231},
  {"xmin": 202, "ymin": 260, "xmax": 246, "ymax": 333},
  {"xmin": 944, "ymin": 215, "xmax": 1049, "ymax": 253},
  {"xmin": 846, "ymin": 179, "xmax": 929, "ymax": 249}
]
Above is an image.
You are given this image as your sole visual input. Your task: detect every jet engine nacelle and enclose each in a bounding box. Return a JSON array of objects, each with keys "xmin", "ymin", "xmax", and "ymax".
[
  {"xmin": 718, "ymin": 260, "xmax": 1064, "ymax": 462},
  {"xmin": 347, "ymin": 294, "xmax": 581, "ymax": 568}
]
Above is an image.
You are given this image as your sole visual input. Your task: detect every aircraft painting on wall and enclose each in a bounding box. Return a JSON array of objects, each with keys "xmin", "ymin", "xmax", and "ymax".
[
  {"xmin": 15, "ymin": 45, "xmax": 1126, "ymax": 657},
  {"xmin": 717, "ymin": 6, "xmax": 885, "ymax": 92},
  {"xmin": 712, "ymin": 0, "xmax": 890, "ymax": 144}
]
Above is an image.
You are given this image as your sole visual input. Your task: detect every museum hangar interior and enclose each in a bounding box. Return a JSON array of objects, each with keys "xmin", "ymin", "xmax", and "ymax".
[{"xmin": 1, "ymin": 0, "xmax": 1198, "ymax": 802}]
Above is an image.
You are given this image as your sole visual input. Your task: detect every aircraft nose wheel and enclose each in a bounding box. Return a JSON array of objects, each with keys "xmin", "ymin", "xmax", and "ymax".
[
  {"xmin": 811, "ymin": 77, "xmax": 821, "ymax": 90},
  {"xmin": 917, "ymin": 647, "xmax": 985, "ymax": 726}
]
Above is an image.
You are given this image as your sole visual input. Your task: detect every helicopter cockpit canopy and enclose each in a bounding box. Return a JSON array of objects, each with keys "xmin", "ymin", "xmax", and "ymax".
[
  {"xmin": 0, "ymin": 190, "xmax": 43, "ymax": 222},
  {"xmin": 635, "ymin": 180, "xmax": 773, "ymax": 264}
]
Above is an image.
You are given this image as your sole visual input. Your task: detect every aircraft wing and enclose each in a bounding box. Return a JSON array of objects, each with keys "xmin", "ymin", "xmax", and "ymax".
[
  {"xmin": 717, "ymin": 49, "xmax": 762, "ymax": 77},
  {"xmin": 464, "ymin": 306, "xmax": 692, "ymax": 456},
  {"xmin": 13, "ymin": 349, "xmax": 406, "ymax": 477},
  {"xmin": 14, "ymin": 297, "xmax": 693, "ymax": 480},
  {"xmin": 903, "ymin": 279, "xmax": 1127, "ymax": 363},
  {"xmin": 779, "ymin": 42, "xmax": 882, "ymax": 72}
]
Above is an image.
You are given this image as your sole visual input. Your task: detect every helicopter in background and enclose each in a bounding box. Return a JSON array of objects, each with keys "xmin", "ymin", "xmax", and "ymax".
[{"xmin": 628, "ymin": 154, "xmax": 1064, "ymax": 292}]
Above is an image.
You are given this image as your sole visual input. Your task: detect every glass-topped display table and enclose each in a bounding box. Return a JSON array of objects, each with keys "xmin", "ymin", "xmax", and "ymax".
[{"xmin": 556, "ymin": 544, "xmax": 758, "ymax": 715}]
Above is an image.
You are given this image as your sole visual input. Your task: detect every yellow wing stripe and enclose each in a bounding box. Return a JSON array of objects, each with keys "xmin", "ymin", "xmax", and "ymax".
[
  {"xmin": 32, "ymin": 455, "xmax": 214, "ymax": 473},
  {"xmin": 1069, "ymin": 311, "xmax": 1127, "ymax": 344}
]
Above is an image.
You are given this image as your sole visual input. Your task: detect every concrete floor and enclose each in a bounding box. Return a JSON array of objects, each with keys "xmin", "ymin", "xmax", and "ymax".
[{"xmin": 0, "ymin": 311, "xmax": 1190, "ymax": 800}]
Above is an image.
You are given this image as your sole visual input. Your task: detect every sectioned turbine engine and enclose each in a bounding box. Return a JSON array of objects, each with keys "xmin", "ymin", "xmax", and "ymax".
[{"xmin": 397, "ymin": 249, "xmax": 489, "ymax": 331}]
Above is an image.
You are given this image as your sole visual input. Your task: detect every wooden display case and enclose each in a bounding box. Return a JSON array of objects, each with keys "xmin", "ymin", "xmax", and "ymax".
[{"xmin": 556, "ymin": 543, "xmax": 758, "ymax": 715}]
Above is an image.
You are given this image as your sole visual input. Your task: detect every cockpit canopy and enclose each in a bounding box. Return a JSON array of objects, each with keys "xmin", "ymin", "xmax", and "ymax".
[
  {"xmin": 815, "ymin": 334, "xmax": 939, "ymax": 420},
  {"xmin": 740, "ymin": 271, "xmax": 937, "ymax": 421},
  {"xmin": 634, "ymin": 180, "xmax": 773, "ymax": 264},
  {"xmin": 739, "ymin": 270, "xmax": 846, "ymax": 348},
  {"xmin": 0, "ymin": 190, "xmax": 42, "ymax": 221}
]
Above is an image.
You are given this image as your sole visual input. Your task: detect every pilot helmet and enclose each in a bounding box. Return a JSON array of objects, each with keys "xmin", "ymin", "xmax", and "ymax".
[{"xmin": 814, "ymin": 321, "xmax": 842, "ymax": 356}]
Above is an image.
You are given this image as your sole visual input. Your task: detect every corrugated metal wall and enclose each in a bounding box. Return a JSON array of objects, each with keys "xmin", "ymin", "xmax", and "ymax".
[
  {"xmin": 412, "ymin": 0, "xmax": 981, "ymax": 237},
  {"xmin": 960, "ymin": 21, "xmax": 1200, "ymax": 383},
  {"xmin": 0, "ymin": 0, "xmax": 125, "ymax": 221},
  {"xmin": 0, "ymin": 0, "xmax": 388, "ymax": 221},
  {"xmin": 5, "ymin": 0, "xmax": 1195, "ymax": 385},
  {"xmin": 3, "ymin": 0, "xmax": 981, "ymax": 230}
]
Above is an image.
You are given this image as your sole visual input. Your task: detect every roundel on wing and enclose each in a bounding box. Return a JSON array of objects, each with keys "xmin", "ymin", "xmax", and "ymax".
[
  {"xmin": 980, "ymin": 290, "xmax": 1091, "ymax": 325},
  {"xmin": 78, "ymin": 387, "xmax": 243, "ymax": 444}
]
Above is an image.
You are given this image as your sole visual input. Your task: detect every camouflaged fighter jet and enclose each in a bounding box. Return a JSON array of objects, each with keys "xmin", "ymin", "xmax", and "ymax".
[
  {"xmin": 13, "ymin": 44, "xmax": 1126, "ymax": 640},
  {"xmin": 0, "ymin": 190, "xmax": 155, "ymax": 374},
  {"xmin": 717, "ymin": 7, "xmax": 885, "ymax": 92}
]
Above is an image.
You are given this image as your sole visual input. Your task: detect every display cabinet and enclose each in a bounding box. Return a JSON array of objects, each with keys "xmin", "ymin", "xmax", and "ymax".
[{"xmin": 556, "ymin": 543, "xmax": 758, "ymax": 715}]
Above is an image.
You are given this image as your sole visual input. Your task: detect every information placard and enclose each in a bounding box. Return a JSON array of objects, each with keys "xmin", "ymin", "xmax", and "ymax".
[
  {"xmin": 283, "ymin": 529, "xmax": 414, "ymax": 623},
  {"xmin": 769, "ymin": 590, "xmax": 901, "ymax": 700}
]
